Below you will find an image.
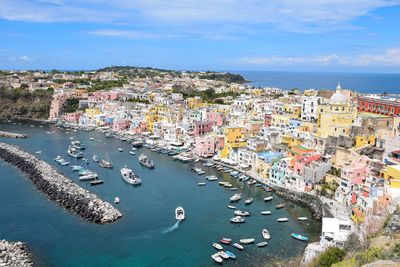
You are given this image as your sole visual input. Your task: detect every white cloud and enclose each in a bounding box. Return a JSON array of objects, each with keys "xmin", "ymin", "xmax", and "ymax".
[
  {"xmin": 236, "ymin": 48, "xmax": 400, "ymax": 67},
  {"xmin": 86, "ymin": 29, "xmax": 174, "ymax": 39},
  {"xmin": 9, "ymin": 55, "xmax": 34, "ymax": 62},
  {"xmin": 1, "ymin": 0, "xmax": 399, "ymax": 32}
]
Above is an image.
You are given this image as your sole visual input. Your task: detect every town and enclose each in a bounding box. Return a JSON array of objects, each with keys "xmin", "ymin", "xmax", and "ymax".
[{"xmin": 1, "ymin": 66, "xmax": 400, "ymax": 265}]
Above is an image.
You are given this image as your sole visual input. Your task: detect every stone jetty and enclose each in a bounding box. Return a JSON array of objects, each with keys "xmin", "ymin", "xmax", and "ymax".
[
  {"xmin": 0, "ymin": 240, "xmax": 33, "ymax": 267},
  {"xmin": 0, "ymin": 142, "xmax": 122, "ymax": 224},
  {"xmin": 0, "ymin": 131, "xmax": 27, "ymax": 139}
]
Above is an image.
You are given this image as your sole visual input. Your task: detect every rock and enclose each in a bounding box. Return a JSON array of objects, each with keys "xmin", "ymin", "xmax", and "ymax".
[
  {"xmin": 0, "ymin": 131, "xmax": 27, "ymax": 139},
  {"xmin": 0, "ymin": 240, "xmax": 32, "ymax": 267},
  {"xmin": 0, "ymin": 142, "xmax": 122, "ymax": 224},
  {"xmin": 363, "ymin": 260, "xmax": 400, "ymax": 267}
]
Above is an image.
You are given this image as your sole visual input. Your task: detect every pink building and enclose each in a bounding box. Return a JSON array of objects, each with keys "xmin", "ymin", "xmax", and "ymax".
[
  {"xmin": 206, "ymin": 112, "xmax": 225, "ymax": 127},
  {"xmin": 194, "ymin": 136, "xmax": 215, "ymax": 157},
  {"xmin": 112, "ymin": 119, "xmax": 131, "ymax": 131},
  {"xmin": 194, "ymin": 120, "xmax": 213, "ymax": 136},
  {"xmin": 49, "ymin": 93, "xmax": 68, "ymax": 120},
  {"xmin": 91, "ymin": 91, "xmax": 120, "ymax": 101},
  {"xmin": 341, "ymin": 155, "xmax": 371, "ymax": 186},
  {"xmin": 130, "ymin": 121, "xmax": 147, "ymax": 134},
  {"xmin": 62, "ymin": 112, "xmax": 82, "ymax": 123}
]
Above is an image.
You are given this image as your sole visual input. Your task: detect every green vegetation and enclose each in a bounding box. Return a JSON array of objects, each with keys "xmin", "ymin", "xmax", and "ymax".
[
  {"xmin": 0, "ymin": 87, "xmax": 53, "ymax": 119},
  {"xmin": 89, "ymin": 79, "xmax": 127, "ymax": 92},
  {"xmin": 197, "ymin": 72, "xmax": 247, "ymax": 83},
  {"xmin": 127, "ymin": 98, "xmax": 150, "ymax": 104},
  {"xmin": 63, "ymin": 98, "xmax": 80, "ymax": 113},
  {"xmin": 309, "ymin": 247, "xmax": 346, "ymax": 267},
  {"xmin": 172, "ymin": 88, "xmax": 240, "ymax": 103}
]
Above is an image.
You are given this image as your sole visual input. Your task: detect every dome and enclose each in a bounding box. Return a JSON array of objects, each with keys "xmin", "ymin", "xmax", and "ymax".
[
  {"xmin": 329, "ymin": 91, "xmax": 348, "ymax": 105},
  {"xmin": 336, "ymin": 82, "xmax": 342, "ymax": 90}
]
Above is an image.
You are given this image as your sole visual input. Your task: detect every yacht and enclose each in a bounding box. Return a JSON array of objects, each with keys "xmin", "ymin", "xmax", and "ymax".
[
  {"xmin": 100, "ymin": 159, "xmax": 113, "ymax": 169},
  {"xmin": 67, "ymin": 146, "xmax": 84, "ymax": 158},
  {"xmin": 262, "ymin": 229, "xmax": 271, "ymax": 240},
  {"xmin": 120, "ymin": 167, "xmax": 142, "ymax": 185},
  {"xmin": 230, "ymin": 193, "xmax": 241, "ymax": 202},
  {"xmin": 138, "ymin": 154, "xmax": 154, "ymax": 168},
  {"xmin": 71, "ymin": 140, "xmax": 86, "ymax": 150},
  {"xmin": 175, "ymin": 206, "xmax": 185, "ymax": 221}
]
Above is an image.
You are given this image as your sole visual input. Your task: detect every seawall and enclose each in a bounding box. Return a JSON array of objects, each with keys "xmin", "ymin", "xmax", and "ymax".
[
  {"xmin": 0, "ymin": 142, "xmax": 122, "ymax": 224},
  {"xmin": 0, "ymin": 240, "xmax": 33, "ymax": 267},
  {"xmin": 0, "ymin": 131, "xmax": 27, "ymax": 139}
]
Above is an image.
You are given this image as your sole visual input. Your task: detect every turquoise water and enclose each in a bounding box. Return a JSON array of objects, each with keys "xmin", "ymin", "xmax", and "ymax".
[{"xmin": 0, "ymin": 121, "xmax": 321, "ymax": 266}]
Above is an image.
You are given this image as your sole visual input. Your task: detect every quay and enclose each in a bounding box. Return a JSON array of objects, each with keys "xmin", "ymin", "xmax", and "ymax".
[
  {"xmin": 0, "ymin": 142, "xmax": 122, "ymax": 224},
  {"xmin": 0, "ymin": 131, "xmax": 27, "ymax": 139},
  {"xmin": 0, "ymin": 240, "xmax": 33, "ymax": 267}
]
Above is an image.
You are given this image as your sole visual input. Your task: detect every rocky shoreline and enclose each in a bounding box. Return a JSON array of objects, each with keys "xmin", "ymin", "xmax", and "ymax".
[
  {"xmin": 0, "ymin": 240, "xmax": 33, "ymax": 267},
  {"xmin": 0, "ymin": 142, "xmax": 122, "ymax": 224},
  {"xmin": 0, "ymin": 131, "xmax": 27, "ymax": 139}
]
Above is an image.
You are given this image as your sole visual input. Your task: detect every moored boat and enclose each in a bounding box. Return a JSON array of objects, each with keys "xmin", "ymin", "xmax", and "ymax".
[
  {"xmin": 230, "ymin": 193, "xmax": 241, "ymax": 202},
  {"xmin": 224, "ymin": 251, "xmax": 236, "ymax": 260},
  {"xmin": 257, "ymin": 242, "xmax": 268, "ymax": 247},
  {"xmin": 264, "ymin": 196, "xmax": 273, "ymax": 201},
  {"xmin": 138, "ymin": 153, "xmax": 155, "ymax": 168},
  {"xmin": 230, "ymin": 216, "xmax": 245, "ymax": 223},
  {"xmin": 275, "ymin": 203, "xmax": 285, "ymax": 209},
  {"xmin": 227, "ymin": 205, "xmax": 236, "ymax": 209},
  {"xmin": 233, "ymin": 243, "xmax": 244, "ymax": 250},
  {"xmin": 211, "ymin": 253, "xmax": 223, "ymax": 264},
  {"xmin": 220, "ymin": 238, "xmax": 231, "ymax": 245},
  {"xmin": 244, "ymin": 198, "xmax": 253, "ymax": 205},
  {"xmin": 197, "ymin": 182, "xmax": 206, "ymax": 186},
  {"xmin": 213, "ymin": 243, "xmax": 223, "ymax": 250},
  {"xmin": 297, "ymin": 217, "xmax": 308, "ymax": 221},
  {"xmin": 121, "ymin": 166, "xmax": 142, "ymax": 185},
  {"xmin": 218, "ymin": 251, "xmax": 229, "ymax": 260},
  {"xmin": 261, "ymin": 211, "xmax": 272, "ymax": 215},
  {"xmin": 114, "ymin": 197, "xmax": 120, "ymax": 204},
  {"xmin": 92, "ymin": 155, "xmax": 99, "ymax": 162},
  {"xmin": 277, "ymin": 217, "xmax": 289, "ymax": 222},
  {"xmin": 206, "ymin": 175, "xmax": 218, "ymax": 181},
  {"xmin": 291, "ymin": 233, "xmax": 309, "ymax": 241},
  {"xmin": 262, "ymin": 229, "xmax": 271, "ymax": 240},
  {"xmin": 239, "ymin": 238, "xmax": 255, "ymax": 244},
  {"xmin": 234, "ymin": 210, "xmax": 250, "ymax": 216}
]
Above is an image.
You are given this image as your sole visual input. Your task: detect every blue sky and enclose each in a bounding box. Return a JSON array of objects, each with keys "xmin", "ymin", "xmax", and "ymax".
[{"xmin": 0, "ymin": 0, "xmax": 400, "ymax": 72}]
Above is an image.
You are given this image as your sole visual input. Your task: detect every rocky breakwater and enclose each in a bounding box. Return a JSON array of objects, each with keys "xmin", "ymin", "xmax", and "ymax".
[
  {"xmin": 0, "ymin": 131, "xmax": 27, "ymax": 139},
  {"xmin": 0, "ymin": 240, "xmax": 32, "ymax": 267},
  {"xmin": 270, "ymin": 185, "xmax": 327, "ymax": 220},
  {"xmin": 0, "ymin": 142, "xmax": 122, "ymax": 224}
]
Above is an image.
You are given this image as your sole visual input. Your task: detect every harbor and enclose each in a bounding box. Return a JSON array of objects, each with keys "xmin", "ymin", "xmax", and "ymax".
[{"xmin": 0, "ymin": 121, "xmax": 321, "ymax": 266}]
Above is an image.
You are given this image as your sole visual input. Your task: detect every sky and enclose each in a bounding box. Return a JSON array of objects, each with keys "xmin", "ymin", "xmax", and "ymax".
[{"xmin": 0, "ymin": 0, "xmax": 400, "ymax": 72}]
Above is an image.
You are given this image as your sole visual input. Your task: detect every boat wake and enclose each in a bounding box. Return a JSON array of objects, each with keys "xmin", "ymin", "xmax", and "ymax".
[{"xmin": 163, "ymin": 221, "xmax": 180, "ymax": 234}]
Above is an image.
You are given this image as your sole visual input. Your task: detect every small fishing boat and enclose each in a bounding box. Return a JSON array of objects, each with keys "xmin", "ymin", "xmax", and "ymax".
[
  {"xmin": 239, "ymin": 239, "xmax": 255, "ymax": 244},
  {"xmin": 206, "ymin": 175, "xmax": 218, "ymax": 181},
  {"xmin": 230, "ymin": 193, "xmax": 241, "ymax": 202},
  {"xmin": 244, "ymin": 198, "xmax": 253, "ymax": 205},
  {"xmin": 257, "ymin": 242, "xmax": 268, "ymax": 247},
  {"xmin": 129, "ymin": 151, "xmax": 136, "ymax": 155},
  {"xmin": 261, "ymin": 211, "xmax": 272, "ymax": 215},
  {"xmin": 35, "ymin": 151, "xmax": 42, "ymax": 154},
  {"xmin": 275, "ymin": 203, "xmax": 285, "ymax": 209},
  {"xmin": 224, "ymin": 251, "xmax": 236, "ymax": 260},
  {"xmin": 233, "ymin": 243, "xmax": 244, "ymax": 250},
  {"xmin": 197, "ymin": 182, "xmax": 206, "ymax": 186},
  {"xmin": 227, "ymin": 205, "xmax": 236, "ymax": 209},
  {"xmin": 196, "ymin": 170, "xmax": 205, "ymax": 175},
  {"xmin": 230, "ymin": 187, "xmax": 238, "ymax": 191},
  {"xmin": 255, "ymin": 183, "xmax": 262, "ymax": 187},
  {"xmin": 175, "ymin": 206, "xmax": 185, "ymax": 221},
  {"xmin": 218, "ymin": 251, "xmax": 229, "ymax": 260},
  {"xmin": 100, "ymin": 159, "xmax": 113, "ymax": 169},
  {"xmin": 118, "ymin": 148, "xmax": 123, "ymax": 152},
  {"xmin": 262, "ymin": 229, "xmax": 271, "ymax": 240},
  {"xmin": 211, "ymin": 253, "xmax": 223, "ymax": 264},
  {"xmin": 138, "ymin": 154, "xmax": 155, "ymax": 168},
  {"xmin": 277, "ymin": 217, "xmax": 289, "ymax": 222},
  {"xmin": 71, "ymin": 165, "xmax": 83, "ymax": 171},
  {"xmin": 247, "ymin": 180, "xmax": 256, "ymax": 185},
  {"xmin": 291, "ymin": 233, "xmax": 309, "ymax": 241},
  {"xmin": 230, "ymin": 216, "xmax": 245, "ymax": 223},
  {"xmin": 60, "ymin": 161, "xmax": 70, "ymax": 166},
  {"xmin": 79, "ymin": 172, "xmax": 98, "ymax": 181},
  {"xmin": 220, "ymin": 238, "xmax": 231, "ymax": 245},
  {"xmin": 114, "ymin": 197, "xmax": 120, "ymax": 204},
  {"xmin": 213, "ymin": 243, "xmax": 223, "ymax": 250},
  {"xmin": 264, "ymin": 196, "xmax": 273, "ymax": 201},
  {"xmin": 90, "ymin": 180, "xmax": 104, "ymax": 186},
  {"xmin": 234, "ymin": 210, "xmax": 250, "ymax": 216},
  {"xmin": 297, "ymin": 217, "xmax": 308, "ymax": 221}
]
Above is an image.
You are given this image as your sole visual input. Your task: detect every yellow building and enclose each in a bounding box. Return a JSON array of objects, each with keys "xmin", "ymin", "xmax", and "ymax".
[
  {"xmin": 383, "ymin": 165, "xmax": 400, "ymax": 188},
  {"xmin": 271, "ymin": 114, "xmax": 290, "ymax": 127},
  {"xmin": 355, "ymin": 135, "xmax": 376, "ymax": 148},
  {"xmin": 284, "ymin": 104, "xmax": 302, "ymax": 119},
  {"xmin": 85, "ymin": 108, "xmax": 101, "ymax": 119},
  {"xmin": 220, "ymin": 126, "xmax": 247, "ymax": 158},
  {"xmin": 187, "ymin": 97, "xmax": 203, "ymax": 109},
  {"xmin": 317, "ymin": 87, "xmax": 357, "ymax": 138}
]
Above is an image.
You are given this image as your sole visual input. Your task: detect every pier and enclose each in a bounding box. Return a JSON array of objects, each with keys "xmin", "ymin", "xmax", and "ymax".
[
  {"xmin": 0, "ymin": 142, "xmax": 122, "ymax": 224},
  {"xmin": 0, "ymin": 131, "xmax": 27, "ymax": 139},
  {"xmin": 0, "ymin": 240, "xmax": 33, "ymax": 267}
]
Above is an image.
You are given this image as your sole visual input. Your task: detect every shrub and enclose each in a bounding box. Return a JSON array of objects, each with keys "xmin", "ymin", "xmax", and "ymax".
[{"xmin": 310, "ymin": 247, "xmax": 346, "ymax": 267}]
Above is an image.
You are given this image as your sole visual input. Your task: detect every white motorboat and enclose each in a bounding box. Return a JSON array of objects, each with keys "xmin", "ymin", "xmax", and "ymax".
[
  {"xmin": 277, "ymin": 217, "xmax": 289, "ymax": 222},
  {"xmin": 129, "ymin": 151, "xmax": 136, "ymax": 155},
  {"xmin": 121, "ymin": 167, "xmax": 142, "ymax": 185},
  {"xmin": 230, "ymin": 193, "xmax": 241, "ymax": 202},
  {"xmin": 230, "ymin": 187, "xmax": 238, "ymax": 191},
  {"xmin": 233, "ymin": 243, "xmax": 244, "ymax": 250},
  {"xmin": 257, "ymin": 242, "xmax": 268, "ymax": 247},
  {"xmin": 35, "ymin": 151, "xmax": 42, "ymax": 154},
  {"xmin": 298, "ymin": 217, "xmax": 308, "ymax": 221},
  {"xmin": 213, "ymin": 243, "xmax": 223, "ymax": 250},
  {"xmin": 234, "ymin": 210, "xmax": 250, "ymax": 216},
  {"xmin": 114, "ymin": 197, "xmax": 120, "ymax": 204},
  {"xmin": 264, "ymin": 196, "xmax": 273, "ymax": 201},
  {"xmin": 244, "ymin": 198, "xmax": 253, "ymax": 205},
  {"xmin": 211, "ymin": 253, "xmax": 223, "ymax": 263},
  {"xmin": 92, "ymin": 155, "xmax": 99, "ymax": 162},
  {"xmin": 239, "ymin": 239, "xmax": 255, "ymax": 244},
  {"xmin": 261, "ymin": 211, "xmax": 272, "ymax": 215},
  {"xmin": 118, "ymin": 148, "xmax": 123, "ymax": 152},
  {"xmin": 139, "ymin": 154, "xmax": 154, "ymax": 168},
  {"xmin": 227, "ymin": 205, "xmax": 236, "ymax": 209},
  {"xmin": 79, "ymin": 172, "xmax": 98, "ymax": 181},
  {"xmin": 206, "ymin": 175, "xmax": 218, "ymax": 181},
  {"xmin": 262, "ymin": 229, "xmax": 271, "ymax": 240},
  {"xmin": 197, "ymin": 182, "xmax": 206, "ymax": 186},
  {"xmin": 175, "ymin": 206, "xmax": 185, "ymax": 221},
  {"xmin": 218, "ymin": 251, "xmax": 229, "ymax": 260},
  {"xmin": 247, "ymin": 179, "xmax": 256, "ymax": 185},
  {"xmin": 230, "ymin": 216, "xmax": 245, "ymax": 223}
]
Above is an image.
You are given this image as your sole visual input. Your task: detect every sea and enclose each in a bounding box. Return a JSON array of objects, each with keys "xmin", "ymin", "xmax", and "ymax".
[
  {"xmin": 234, "ymin": 71, "xmax": 400, "ymax": 94},
  {"xmin": 0, "ymin": 121, "xmax": 321, "ymax": 266}
]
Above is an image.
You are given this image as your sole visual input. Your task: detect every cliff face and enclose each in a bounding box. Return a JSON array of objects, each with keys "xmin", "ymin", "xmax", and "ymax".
[{"xmin": 0, "ymin": 88, "xmax": 52, "ymax": 120}]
